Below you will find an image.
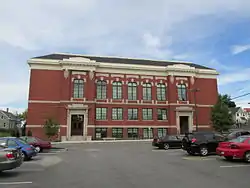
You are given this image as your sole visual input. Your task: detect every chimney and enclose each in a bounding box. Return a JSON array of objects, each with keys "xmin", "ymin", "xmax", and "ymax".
[{"xmin": 6, "ymin": 108, "xmax": 9, "ymax": 112}]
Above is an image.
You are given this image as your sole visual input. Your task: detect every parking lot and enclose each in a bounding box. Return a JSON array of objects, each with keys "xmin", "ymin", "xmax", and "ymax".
[{"xmin": 0, "ymin": 142, "xmax": 249, "ymax": 187}]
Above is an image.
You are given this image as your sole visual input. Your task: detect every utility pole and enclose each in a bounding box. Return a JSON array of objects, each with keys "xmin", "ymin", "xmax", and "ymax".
[{"xmin": 190, "ymin": 88, "xmax": 200, "ymax": 132}]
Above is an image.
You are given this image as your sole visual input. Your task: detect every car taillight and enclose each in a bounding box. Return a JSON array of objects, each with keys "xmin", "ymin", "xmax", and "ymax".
[
  {"xmin": 6, "ymin": 152, "xmax": 15, "ymax": 160},
  {"xmin": 191, "ymin": 138, "xmax": 197, "ymax": 143},
  {"xmin": 230, "ymin": 144, "xmax": 240, "ymax": 149}
]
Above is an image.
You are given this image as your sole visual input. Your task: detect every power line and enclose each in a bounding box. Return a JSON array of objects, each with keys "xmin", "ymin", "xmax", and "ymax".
[{"xmin": 231, "ymin": 93, "xmax": 250, "ymax": 100}]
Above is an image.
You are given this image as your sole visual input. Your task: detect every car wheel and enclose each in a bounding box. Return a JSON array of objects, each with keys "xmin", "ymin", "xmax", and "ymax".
[
  {"xmin": 22, "ymin": 151, "xmax": 28, "ymax": 161},
  {"xmin": 35, "ymin": 146, "xmax": 41, "ymax": 153},
  {"xmin": 224, "ymin": 156, "xmax": 233, "ymax": 161},
  {"xmin": 187, "ymin": 150, "xmax": 195, "ymax": 155},
  {"xmin": 164, "ymin": 143, "xmax": 170, "ymax": 150},
  {"xmin": 200, "ymin": 146, "xmax": 208, "ymax": 156},
  {"xmin": 244, "ymin": 151, "xmax": 250, "ymax": 163}
]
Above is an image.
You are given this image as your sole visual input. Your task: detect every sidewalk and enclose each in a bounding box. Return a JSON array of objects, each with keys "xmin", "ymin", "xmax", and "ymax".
[{"xmin": 52, "ymin": 139, "xmax": 152, "ymax": 145}]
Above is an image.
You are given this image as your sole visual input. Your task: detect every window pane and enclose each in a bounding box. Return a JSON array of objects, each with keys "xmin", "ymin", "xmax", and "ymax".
[
  {"xmin": 73, "ymin": 79, "xmax": 84, "ymax": 98},
  {"xmin": 143, "ymin": 83, "xmax": 152, "ymax": 100},
  {"xmin": 96, "ymin": 81, "xmax": 107, "ymax": 99},
  {"xmin": 128, "ymin": 108, "xmax": 138, "ymax": 120},
  {"xmin": 157, "ymin": 84, "xmax": 166, "ymax": 101},
  {"xmin": 96, "ymin": 108, "xmax": 107, "ymax": 120},
  {"xmin": 177, "ymin": 84, "xmax": 187, "ymax": 101},
  {"xmin": 128, "ymin": 82, "xmax": 137, "ymax": 100},
  {"xmin": 112, "ymin": 108, "xmax": 123, "ymax": 120},
  {"xmin": 112, "ymin": 81, "xmax": 122, "ymax": 99},
  {"xmin": 143, "ymin": 109, "xmax": 153, "ymax": 120}
]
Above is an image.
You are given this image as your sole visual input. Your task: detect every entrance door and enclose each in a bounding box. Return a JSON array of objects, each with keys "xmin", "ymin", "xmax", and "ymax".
[
  {"xmin": 71, "ymin": 115, "xmax": 84, "ymax": 136},
  {"xmin": 179, "ymin": 116, "xmax": 189, "ymax": 134}
]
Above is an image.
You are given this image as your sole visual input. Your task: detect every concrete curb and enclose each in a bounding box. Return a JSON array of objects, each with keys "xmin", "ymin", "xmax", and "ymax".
[{"xmin": 51, "ymin": 139, "xmax": 152, "ymax": 145}]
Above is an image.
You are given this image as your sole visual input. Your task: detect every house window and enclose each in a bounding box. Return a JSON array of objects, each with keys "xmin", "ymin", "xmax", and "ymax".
[
  {"xmin": 128, "ymin": 108, "xmax": 138, "ymax": 120},
  {"xmin": 143, "ymin": 83, "xmax": 152, "ymax": 100},
  {"xmin": 142, "ymin": 108, "xmax": 153, "ymax": 120},
  {"xmin": 3, "ymin": 123, "xmax": 6, "ymax": 127},
  {"xmin": 128, "ymin": 82, "xmax": 137, "ymax": 100},
  {"xmin": 112, "ymin": 128, "xmax": 123, "ymax": 138},
  {"xmin": 127, "ymin": 128, "xmax": 138, "ymax": 139},
  {"xmin": 157, "ymin": 128, "xmax": 167, "ymax": 138},
  {"xmin": 112, "ymin": 108, "xmax": 123, "ymax": 120},
  {"xmin": 112, "ymin": 81, "xmax": 122, "ymax": 99},
  {"xmin": 95, "ymin": 128, "xmax": 107, "ymax": 139},
  {"xmin": 96, "ymin": 108, "xmax": 107, "ymax": 120},
  {"xmin": 143, "ymin": 128, "xmax": 153, "ymax": 139},
  {"xmin": 157, "ymin": 109, "xmax": 168, "ymax": 120},
  {"xmin": 96, "ymin": 80, "xmax": 107, "ymax": 99},
  {"xmin": 157, "ymin": 83, "xmax": 166, "ymax": 101},
  {"xmin": 177, "ymin": 84, "xmax": 187, "ymax": 101},
  {"xmin": 73, "ymin": 79, "xmax": 84, "ymax": 98}
]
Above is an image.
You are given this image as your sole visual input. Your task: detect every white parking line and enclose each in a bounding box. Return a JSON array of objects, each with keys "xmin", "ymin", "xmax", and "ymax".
[
  {"xmin": 0, "ymin": 181, "xmax": 32, "ymax": 185},
  {"xmin": 220, "ymin": 164, "xmax": 250, "ymax": 168}
]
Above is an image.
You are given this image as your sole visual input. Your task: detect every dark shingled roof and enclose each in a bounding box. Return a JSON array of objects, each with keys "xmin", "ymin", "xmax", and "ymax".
[{"xmin": 32, "ymin": 53, "xmax": 215, "ymax": 70}]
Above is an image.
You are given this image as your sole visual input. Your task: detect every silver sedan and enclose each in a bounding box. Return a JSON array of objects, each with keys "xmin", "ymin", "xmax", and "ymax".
[{"xmin": 0, "ymin": 143, "xmax": 23, "ymax": 172}]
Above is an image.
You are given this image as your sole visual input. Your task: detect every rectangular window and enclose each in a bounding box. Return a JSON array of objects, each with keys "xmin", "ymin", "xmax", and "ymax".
[
  {"xmin": 95, "ymin": 128, "xmax": 107, "ymax": 139},
  {"xmin": 128, "ymin": 108, "xmax": 138, "ymax": 120},
  {"xmin": 143, "ymin": 128, "xmax": 153, "ymax": 139},
  {"xmin": 73, "ymin": 79, "xmax": 84, "ymax": 98},
  {"xmin": 127, "ymin": 128, "xmax": 138, "ymax": 139},
  {"xmin": 112, "ymin": 81, "xmax": 122, "ymax": 99},
  {"xmin": 112, "ymin": 108, "xmax": 123, "ymax": 120},
  {"xmin": 128, "ymin": 82, "xmax": 137, "ymax": 100},
  {"xmin": 157, "ymin": 128, "xmax": 167, "ymax": 138},
  {"xmin": 96, "ymin": 80, "xmax": 107, "ymax": 99},
  {"xmin": 96, "ymin": 108, "xmax": 107, "ymax": 120},
  {"xmin": 157, "ymin": 109, "xmax": 168, "ymax": 120},
  {"xmin": 112, "ymin": 128, "xmax": 123, "ymax": 138},
  {"xmin": 177, "ymin": 84, "xmax": 187, "ymax": 101},
  {"xmin": 157, "ymin": 84, "xmax": 166, "ymax": 101},
  {"xmin": 143, "ymin": 83, "xmax": 152, "ymax": 100},
  {"xmin": 142, "ymin": 108, "xmax": 153, "ymax": 120}
]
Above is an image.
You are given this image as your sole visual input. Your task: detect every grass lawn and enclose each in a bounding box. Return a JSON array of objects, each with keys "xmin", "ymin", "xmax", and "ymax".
[{"xmin": 0, "ymin": 132, "xmax": 11, "ymax": 137}]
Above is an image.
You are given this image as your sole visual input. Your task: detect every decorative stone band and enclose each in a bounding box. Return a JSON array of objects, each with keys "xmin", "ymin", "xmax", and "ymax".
[
  {"xmin": 26, "ymin": 124, "xmax": 211, "ymax": 128},
  {"xmin": 28, "ymin": 100, "xmax": 213, "ymax": 108}
]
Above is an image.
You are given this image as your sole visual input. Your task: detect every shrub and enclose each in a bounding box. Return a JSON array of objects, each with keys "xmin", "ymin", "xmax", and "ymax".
[{"xmin": 43, "ymin": 118, "xmax": 60, "ymax": 140}]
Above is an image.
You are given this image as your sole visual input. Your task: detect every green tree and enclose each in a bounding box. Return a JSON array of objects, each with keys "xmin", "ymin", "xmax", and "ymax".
[
  {"xmin": 219, "ymin": 94, "xmax": 236, "ymax": 108},
  {"xmin": 211, "ymin": 96, "xmax": 234, "ymax": 133},
  {"xmin": 18, "ymin": 109, "xmax": 28, "ymax": 120},
  {"xmin": 43, "ymin": 118, "xmax": 60, "ymax": 140}
]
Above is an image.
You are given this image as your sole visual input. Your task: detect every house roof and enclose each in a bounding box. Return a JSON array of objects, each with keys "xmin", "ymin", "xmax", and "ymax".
[
  {"xmin": 0, "ymin": 110, "xmax": 20, "ymax": 121},
  {"xmin": 32, "ymin": 53, "xmax": 215, "ymax": 70},
  {"xmin": 244, "ymin": 108, "xmax": 250, "ymax": 112},
  {"xmin": 229, "ymin": 107, "xmax": 241, "ymax": 114}
]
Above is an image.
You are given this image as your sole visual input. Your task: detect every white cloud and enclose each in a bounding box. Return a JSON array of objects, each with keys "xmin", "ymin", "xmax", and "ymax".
[
  {"xmin": 231, "ymin": 44, "xmax": 250, "ymax": 55},
  {"xmin": 218, "ymin": 68, "xmax": 250, "ymax": 85}
]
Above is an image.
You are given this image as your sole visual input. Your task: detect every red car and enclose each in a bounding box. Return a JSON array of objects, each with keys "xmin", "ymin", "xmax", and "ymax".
[
  {"xmin": 216, "ymin": 136, "xmax": 250, "ymax": 162},
  {"xmin": 20, "ymin": 136, "xmax": 52, "ymax": 153}
]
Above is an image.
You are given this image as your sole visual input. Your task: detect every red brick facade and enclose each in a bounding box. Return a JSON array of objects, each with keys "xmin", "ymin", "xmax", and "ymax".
[{"xmin": 26, "ymin": 54, "xmax": 218, "ymax": 140}]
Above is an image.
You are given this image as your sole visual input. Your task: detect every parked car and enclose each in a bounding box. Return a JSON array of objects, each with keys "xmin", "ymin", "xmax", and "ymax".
[
  {"xmin": 0, "ymin": 137, "xmax": 37, "ymax": 161},
  {"xmin": 0, "ymin": 143, "xmax": 23, "ymax": 172},
  {"xmin": 152, "ymin": 135, "xmax": 182, "ymax": 150},
  {"xmin": 20, "ymin": 136, "xmax": 52, "ymax": 153},
  {"xmin": 182, "ymin": 132, "xmax": 226, "ymax": 156},
  {"xmin": 226, "ymin": 130, "xmax": 250, "ymax": 140},
  {"xmin": 216, "ymin": 135, "xmax": 250, "ymax": 162}
]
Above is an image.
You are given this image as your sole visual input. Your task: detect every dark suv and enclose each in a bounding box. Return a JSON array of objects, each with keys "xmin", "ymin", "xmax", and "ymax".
[{"xmin": 182, "ymin": 132, "xmax": 225, "ymax": 156}]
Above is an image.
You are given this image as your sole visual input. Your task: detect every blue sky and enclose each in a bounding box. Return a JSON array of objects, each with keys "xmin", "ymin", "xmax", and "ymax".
[{"xmin": 1, "ymin": 0, "xmax": 250, "ymax": 113}]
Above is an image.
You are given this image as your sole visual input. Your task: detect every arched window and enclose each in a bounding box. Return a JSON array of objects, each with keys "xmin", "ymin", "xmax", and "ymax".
[
  {"xmin": 128, "ymin": 82, "xmax": 137, "ymax": 100},
  {"xmin": 96, "ymin": 80, "xmax": 107, "ymax": 99},
  {"xmin": 112, "ymin": 81, "xmax": 122, "ymax": 99},
  {"xmin": 73, "ymin": 79, "xmax": 84, "ymax": 98},
  {"xmin": 143, "ymin": 83, "xmax": 152, "ymax": 100},
  {"xmin": 157, "ymin": 83, "xmax": 166, "ymax": 101},
  {"xmin": 177, "ymin": 84, "xmax": 187, "ymax": 101}
]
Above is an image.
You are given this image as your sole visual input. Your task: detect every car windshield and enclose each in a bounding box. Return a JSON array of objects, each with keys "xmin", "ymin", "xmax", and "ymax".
[
  {"xmin": 17, "ymin": 138, "xmax": 29, "ymax": 145},
  {"xmin": 229, "ymin": 137, "xmax": 248, "ymax": 143}
]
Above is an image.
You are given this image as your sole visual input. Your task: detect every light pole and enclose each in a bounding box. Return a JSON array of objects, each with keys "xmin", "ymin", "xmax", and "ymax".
[{"xmin": 190, "ymin": 88, "xmax": 200, "ymax": 132}]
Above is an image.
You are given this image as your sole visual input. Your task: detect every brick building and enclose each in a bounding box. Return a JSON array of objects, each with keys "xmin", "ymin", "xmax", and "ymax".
[{"xmin": 27, "ymin": 53, "xmax": 218, "ymax": 140}]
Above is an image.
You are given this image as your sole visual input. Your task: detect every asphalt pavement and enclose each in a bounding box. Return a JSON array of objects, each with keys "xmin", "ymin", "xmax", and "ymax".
[{"xmin": 0, "ymin": 142, "xmax": 249, "ymax": 187}]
